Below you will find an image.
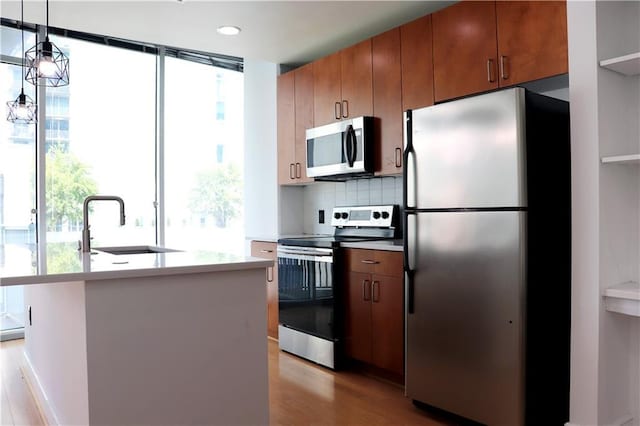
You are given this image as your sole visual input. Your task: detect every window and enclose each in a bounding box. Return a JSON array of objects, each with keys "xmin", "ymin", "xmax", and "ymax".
[
  {"xmin": 164, "ymin": 57, "xmax": 244, "ymax": 253},
  {"xmin": 45, "ymin": 35, "xmax": 156, "ymax": 248}
]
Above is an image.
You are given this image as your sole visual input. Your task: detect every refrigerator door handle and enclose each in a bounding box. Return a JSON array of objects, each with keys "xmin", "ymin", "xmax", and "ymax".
[
  {"xmin": 403, "ymin": 110, "xmax": 416, "ymax": 210},
  {"xmin": 404, "ymin": 211, "xmax": 416, "ymax": 314}
]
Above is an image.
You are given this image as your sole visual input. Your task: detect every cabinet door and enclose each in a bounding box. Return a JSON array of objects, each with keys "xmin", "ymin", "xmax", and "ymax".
[
  {"xmin": 340, "ymin": 39, "xmax": 373, "ymax": 120},
  {"xmin": 346, "ymin": 271, "xmax": 373, "ymax": 364},
  {"xmin": 373, "ymin": 28, "xmax": 403, "ymax": 176},
  {"xmin": 313, "ymin": 51, "xmax": 342, "ymax": 126},
  {"xmin": 250, "ymin": 241, "xmax": 278, "ymax": 339},
  {"xmin": 277, "ymin": 72, "xmax": 296, "ymax": 185},
  {"xmin": 294, "ymin": 63, "xmax": 314, "ymax": 183},
  {"xmin": 400, "ymin": 14, "xmax": 435, "ymax": 111},
  {"xmin": 496, "ymin": 1, "xmax": 568, "ymax": 86},
  {"xmin": 432, "ymin": 1, "xmax": 499, "ymax": 102},
  {"xmin": 371, "ymin": 274, "xmax": 403, "ymax": 375}
]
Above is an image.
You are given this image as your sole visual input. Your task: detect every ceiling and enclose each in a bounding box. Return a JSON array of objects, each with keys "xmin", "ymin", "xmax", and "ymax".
[{"xmin": 1, "ymin": 1, "xmax": 454, "ymax": 66}]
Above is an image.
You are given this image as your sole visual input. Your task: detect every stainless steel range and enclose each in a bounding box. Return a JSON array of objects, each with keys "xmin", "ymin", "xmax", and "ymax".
[{"xmin": 277, "ymin": 205, "xmax": 400, "ymax": 369}]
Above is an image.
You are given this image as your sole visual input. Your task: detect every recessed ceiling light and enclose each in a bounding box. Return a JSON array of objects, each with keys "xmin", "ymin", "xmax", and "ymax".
[{"xmin": 217, "ymin": 26, "xmax": 241, "ymax": 36}]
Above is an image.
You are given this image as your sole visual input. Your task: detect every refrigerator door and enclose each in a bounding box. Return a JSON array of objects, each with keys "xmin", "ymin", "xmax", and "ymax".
[
  {"xmin": 405, "ymin": 88, "xmax": 527, "ymax": 210},
  {"xmin": 405, "ymin": 211, "xmax": 526, "ymax": 426}
]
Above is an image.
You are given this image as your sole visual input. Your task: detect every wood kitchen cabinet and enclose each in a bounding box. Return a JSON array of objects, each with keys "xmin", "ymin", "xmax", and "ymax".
[
  {"xmin": 344, "ymin": 249, "xmax": 404, "ymax": 380},
  {"xmin": 250, "ymin": 240, "xmax": 279, "ymax": 339},
  {"xmin": 372, "ymin": 28, "xmax": 403, "ymax": 176},
  {"xmin": 432, "ymin": 0, "xmax": 568, "ymax": 102},
  {"xmin": 277, "ymin": 64, "xmax": 313, "ymax": 185},
  {"xmin": 400, "ymin": 13, "xmax": 435, "ymax": 111},
  {"xmin": 313, "ymin": 39, "xmax": 373, "ymax": 126}
]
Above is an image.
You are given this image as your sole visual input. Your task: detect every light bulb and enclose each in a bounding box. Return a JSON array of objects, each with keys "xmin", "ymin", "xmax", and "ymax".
[
  {"xmin": 16, "ymin": 104, "xmax": 30, "ymax": 120},
  {"xmin": 38, "ymin": 56, "xmax": 57, "ymax": 77}
]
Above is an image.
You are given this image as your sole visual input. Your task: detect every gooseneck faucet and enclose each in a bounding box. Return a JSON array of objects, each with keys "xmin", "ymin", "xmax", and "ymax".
[{"xmin": 81, "ymin": 195, "xmax": 126, "ymax": 252}]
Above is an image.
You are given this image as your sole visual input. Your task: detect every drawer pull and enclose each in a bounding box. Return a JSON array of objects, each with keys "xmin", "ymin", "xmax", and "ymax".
[
  {"xmin": 395, "ymin": 147, "xmax": 402, "ymax": 168},
  {"xmin": 260, "ymin": 249, "xmax": 273, "ymax": 253},
  {"xmin": 266, "ymin": 266, "xmax": 274, "ymax": 283},
  {"xmin": 360, "ymin": 259, "xmax": 380, "ymax": 265}
]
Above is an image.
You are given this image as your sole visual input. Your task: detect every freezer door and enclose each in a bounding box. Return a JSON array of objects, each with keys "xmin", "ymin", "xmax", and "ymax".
[
  {"xmin": 405, "ymin": 88, "xmax": 527, "ymax": 209},
  {"xmin": 405, "ymin": 211, "xmax": 526, "ymax": 426}
]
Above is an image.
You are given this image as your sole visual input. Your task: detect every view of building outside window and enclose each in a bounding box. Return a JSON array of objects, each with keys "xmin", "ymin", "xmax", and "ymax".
[
  {"xmin": 164, "ymin": 57, "xmax": 244, "ymax": 254},
  {"xmin": 0, "ymin": 26, "xmax": 36, "ymax": 335},
  {"xmin": 45, "ymin": 35, "xmax": 156, "ymax": 250}
]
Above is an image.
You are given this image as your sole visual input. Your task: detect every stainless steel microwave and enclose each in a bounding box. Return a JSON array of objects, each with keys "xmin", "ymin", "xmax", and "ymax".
[{"xmin": 305, "ymin": 116, "xmax": 374, "ymax": 180}]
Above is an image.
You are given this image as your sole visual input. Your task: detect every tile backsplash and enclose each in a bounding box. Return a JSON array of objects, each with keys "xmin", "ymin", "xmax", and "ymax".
[{"xmin": 303, "ymin": 176, "xmax": 403, "ymax": 234}]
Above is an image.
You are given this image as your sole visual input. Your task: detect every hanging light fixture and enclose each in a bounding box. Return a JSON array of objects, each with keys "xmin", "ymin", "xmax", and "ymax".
[
  {"xmin": 25, "ymin": 0, "xmax": 69, "ymax": 87},
  {"xmin": 7, "ymin": 0, "xmax": 37, "ymax": 124}
]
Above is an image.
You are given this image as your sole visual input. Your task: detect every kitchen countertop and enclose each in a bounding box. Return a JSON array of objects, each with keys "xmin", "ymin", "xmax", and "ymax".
[
  {"xmin": 0, "ymin": 243, "xmax": 272, "ymax": 287},
  {"xmin": 340, "ymin": 239, "xmax": 404, "ymax": 252}
]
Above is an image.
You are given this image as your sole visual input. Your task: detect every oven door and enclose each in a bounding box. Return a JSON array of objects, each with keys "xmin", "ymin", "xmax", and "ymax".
[
  {"xmin": 305, "ymin": 116, "xmax": 372, "ymax": 178},
  {"xmin": 277, "ymin": 245, "xmax": 337, "ymax": 341}
]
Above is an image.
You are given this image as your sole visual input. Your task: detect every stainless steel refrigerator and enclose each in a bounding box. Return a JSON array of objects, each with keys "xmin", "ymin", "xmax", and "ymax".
[{"xmin": 403, "ymin": 87, "xmax": 570, "ymax": 426}]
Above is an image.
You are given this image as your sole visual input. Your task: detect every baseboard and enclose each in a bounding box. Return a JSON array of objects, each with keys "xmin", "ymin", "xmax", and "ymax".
[
  {"xmin": 20, "ymin": 351, "xmax": 59, "ymax": 426},
  {"xmin": 565, "ymin": 415, "xmax": 634, "ymax": 426}
]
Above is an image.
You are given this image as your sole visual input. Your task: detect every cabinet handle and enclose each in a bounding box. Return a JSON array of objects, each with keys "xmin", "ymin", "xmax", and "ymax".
[
  {"xmin": 342, "ymin": 100, "xmax": 349, "ymax": 118},
  {"xmin": 289, "ymin": 163, "xmax": 295, "ymax": 180},
  {"xmin": 395, "ymin": 147, "xmax": 402, "ymax": 168},
  {"xmin": 295, "ymin": 162, "xmax": 301, "ymax": 179},
  {"xmin": 372, "ymin": 281, "xmax": 380, "ymax": 303},
  {"xmin": 362, "ymin": 279, "xmax": 371, "ymax": 301},
  {"xmin": 335, "ymin": 102, "xmax": 341, "ymax": 120},
  {"xmin": 487, "ymin": 59, "xmax": 496, "ymax": 83},
  {"xmin": 361, "ymin": 259, "xmax": 380, "ymax": 265},
  {"xmin": 500, "ymin": 55, "xmax": 509, "ymax": 80},
  {"xmin": 260, "ymin": 249, "xmax": 273, "ymax": 253},
  {"xmin": 266, "ymin": 266, "xmax": 274, "ymax": 283}
]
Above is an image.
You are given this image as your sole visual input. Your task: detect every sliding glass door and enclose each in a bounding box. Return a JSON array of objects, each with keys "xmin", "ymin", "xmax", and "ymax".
[{"xmin": 0, "ymin": 26, "xmax": 37, "ymax": 339}]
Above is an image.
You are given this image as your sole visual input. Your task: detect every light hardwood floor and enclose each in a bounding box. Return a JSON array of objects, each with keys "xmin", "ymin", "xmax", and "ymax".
[{"xmin": 1, "ymin": 338, "xmax": 453, "ymax": 425}]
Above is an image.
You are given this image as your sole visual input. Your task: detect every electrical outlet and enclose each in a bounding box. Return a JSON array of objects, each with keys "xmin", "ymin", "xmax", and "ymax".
[{"xmin": 318, "ymin": 209, "xmax": 325, "ymax": 224}]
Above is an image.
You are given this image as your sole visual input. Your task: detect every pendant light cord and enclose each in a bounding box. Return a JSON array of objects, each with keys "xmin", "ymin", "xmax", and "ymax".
[
  {"xmin": 45, "ymin": 0, "xmax": 49, "ymax": 37},
  {"xmin": 20, "ymin": 0, "xmax": 24, "ymax": 89}
]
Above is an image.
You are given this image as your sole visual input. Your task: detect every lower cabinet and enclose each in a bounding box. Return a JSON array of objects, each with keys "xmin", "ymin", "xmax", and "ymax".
[
  {"xmin": 344, "ymin": 249, "xmax": 404, "ymax": 379},
  {"xmin": 250, "ymin": 240, "xmax": 278, "ymax": 339}
]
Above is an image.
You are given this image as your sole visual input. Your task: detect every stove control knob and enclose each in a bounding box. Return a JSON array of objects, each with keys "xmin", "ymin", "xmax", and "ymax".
[
  {"xmin": 373, "ymin": 211, "xmax": 381, "ymax": 219},
  {"xmin": 341, "ymin": 212, "xmax": 349, "ymax": 219},
  {"xmin": 381, "ymin": 211, "xmax": 390, "ymax": 219},
  {"xmin": 334, "ymin": 212, "xmax": 341, "ymax": 220}
]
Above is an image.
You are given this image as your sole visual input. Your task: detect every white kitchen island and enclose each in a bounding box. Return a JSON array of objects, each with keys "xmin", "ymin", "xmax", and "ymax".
[{"xmin": 0, "ymin": 243, "xmax": 272, "ymax": 426}]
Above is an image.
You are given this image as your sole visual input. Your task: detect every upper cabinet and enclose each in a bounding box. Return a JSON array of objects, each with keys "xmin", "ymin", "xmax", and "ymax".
[
  {"xmin": 433, "ymin": 1, "xmax": 568, "ymax": 102},
  {"xmin": 277, "ymin": 64, "xmax": 314, "ymax": 185},
  {"xmin": 314, "ymin": 40, "xmax": 373, "ymax": 126},
  {"xmin": 432, "ymin": 1, "xmax": 499, "ymax": 102},
  {"xmin": 400, "ymin": 14, "xmax": 435, "ymax": 111},
  {"xmin": 372, "ymin": 28, "xmax": 403, "ymax": 176},
  {"xmin": 495, "ymin": 1, "xmax": 568, "ymax": 86}
]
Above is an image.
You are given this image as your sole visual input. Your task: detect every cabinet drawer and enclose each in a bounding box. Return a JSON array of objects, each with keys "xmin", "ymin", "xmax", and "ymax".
[
  {"xmin": 344, "ymin": 249, "xmax": 403, "ymax": 277},
  {"xmin": 250, "ymin": 241, "xmax": 277, "ymax": 260}
]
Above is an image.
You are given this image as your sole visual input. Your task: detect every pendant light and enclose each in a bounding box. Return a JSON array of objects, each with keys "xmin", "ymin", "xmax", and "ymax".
[
  {"xmin": 25, "ymin": 0, "xmax": 69, "ymax": 87},
  {"xmin": 6, "ymin": 0, "xmax": 37, "ymax": 124}
]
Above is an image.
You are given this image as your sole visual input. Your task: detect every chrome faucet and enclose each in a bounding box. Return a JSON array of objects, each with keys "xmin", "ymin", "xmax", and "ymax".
[{"xmin": 81, "ymin": 195, "xmax": 126, "ymax": 252}]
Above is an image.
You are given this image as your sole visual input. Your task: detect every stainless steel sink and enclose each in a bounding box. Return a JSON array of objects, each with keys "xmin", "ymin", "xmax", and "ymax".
[{"xmin": 93, "ymin": 245, "xmax": 181, "ymax": 255}]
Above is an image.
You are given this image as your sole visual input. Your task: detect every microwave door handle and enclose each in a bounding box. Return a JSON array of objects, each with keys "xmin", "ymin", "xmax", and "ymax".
[
  {"xmin": 343, "ymin": 125, "xmax": 351, "ymax": 166},
  {"xmin": 349, "ymin": 126, "xmax": 357, "ymax": 167},
  {"xmin": 344, "ymin": 124, "xmax": 355, "ymax": 167}
]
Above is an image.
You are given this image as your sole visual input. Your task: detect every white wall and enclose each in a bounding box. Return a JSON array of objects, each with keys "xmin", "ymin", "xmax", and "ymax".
[
  {"xmin": 567, "ymin": 1, "xmax": 640, "ymax": 425},
  {"xmin": 243, "ymin": 60, "xmax": 279, "ymax": 248}
]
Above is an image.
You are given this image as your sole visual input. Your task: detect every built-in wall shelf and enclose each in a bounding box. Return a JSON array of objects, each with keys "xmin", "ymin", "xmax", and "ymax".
[
  {"xmin": 600, "ymin": 52, "xmax": 640, "ymax": 76},
  {"xmin": 604, "ymin": 281, "xmax": 640, "ymax": 317},
  {"xmin": 601, "ymin": 154, "xmax": 640, "ymax": 164}
]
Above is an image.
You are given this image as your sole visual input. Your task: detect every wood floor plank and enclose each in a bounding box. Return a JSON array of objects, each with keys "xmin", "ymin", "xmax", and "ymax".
[{"xmin": 0, "ymin": 340, "xmax": 45, "ymax": 426}]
